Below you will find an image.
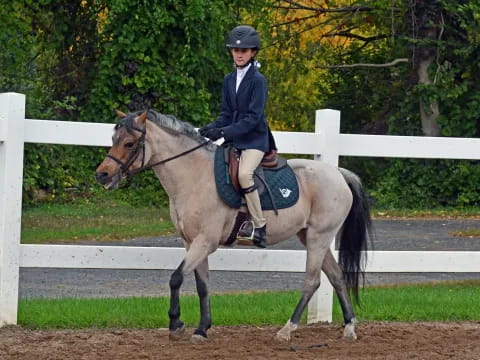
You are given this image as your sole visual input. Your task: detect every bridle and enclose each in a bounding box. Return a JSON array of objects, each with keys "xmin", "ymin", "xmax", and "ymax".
[
  {"xmin": 106, "ymin": 123, "xmax": 208, "ymax": 179},
  {"xmin": 106, "ymin": 124, "xmax": 146, "ymax": 178}
]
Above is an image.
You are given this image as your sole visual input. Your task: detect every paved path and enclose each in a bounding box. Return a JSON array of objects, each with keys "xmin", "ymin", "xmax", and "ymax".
[{"xmin": 19, "ymin": 219, "xmax": 480, "ymax": 299}]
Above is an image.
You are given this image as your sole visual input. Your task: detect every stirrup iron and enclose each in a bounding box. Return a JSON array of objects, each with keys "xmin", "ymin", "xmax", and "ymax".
[{"xmin": 236, "ymin": 220, "xmax": 254, "ymax": 241}]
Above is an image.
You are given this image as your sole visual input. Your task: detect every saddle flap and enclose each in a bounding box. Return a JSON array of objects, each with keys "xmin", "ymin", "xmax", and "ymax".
[
  {"xmin": 227, "ymin": 147, "xmax": 241, "ymax": 192},
  {"xmin": 226, "ymin": 146, "xmax": 270, "ymax": 193},
  {"xmin": 214, "ymin": 146, "xmax": 299, "ymax": 211}
]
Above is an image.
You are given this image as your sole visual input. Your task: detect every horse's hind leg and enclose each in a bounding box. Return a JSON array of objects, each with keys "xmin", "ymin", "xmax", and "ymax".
[
  {"xmin": 322, "ymin": 249, "xmax": 357, "ymax": 340},
  {"xmin": 276, "ymin": 231, "xmax": 330, "ymax": 342}
]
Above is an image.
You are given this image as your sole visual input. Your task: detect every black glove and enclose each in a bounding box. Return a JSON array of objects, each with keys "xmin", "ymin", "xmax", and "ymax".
[
  {"xmin": 204, "ymin": 128, "xmax": 224, "ymax": 141},
  {"xmin": 198, "ymin": 125, "xmax": 211, "ymax": 137}
]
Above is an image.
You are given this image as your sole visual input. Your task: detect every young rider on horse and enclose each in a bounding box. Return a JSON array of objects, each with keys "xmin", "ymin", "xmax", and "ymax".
[{"xmin": 199, "ymin": 25, "xmax": 275, "ymax": 248}]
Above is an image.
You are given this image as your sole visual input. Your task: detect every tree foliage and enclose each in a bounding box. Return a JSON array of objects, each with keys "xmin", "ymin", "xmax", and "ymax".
[
  {"xmin": 262, "ymin": 1, "xmax": 480, "ymax": 136},
  {"xmin": 260, "ymin": 0, "xmax": 480, "ymax": 207},
  {"xmin": 82, "ymin": 0, "xmax": 233, "ymax": 123}
]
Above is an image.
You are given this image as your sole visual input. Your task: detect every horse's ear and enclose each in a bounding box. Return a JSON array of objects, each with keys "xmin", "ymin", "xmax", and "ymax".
[
  {"xmin": 115, "ymin": 109, "xmax": 127, "ymax": 118},
  {"xmin": 137, "ymin": 111, "xmax": 148, "ymax": 125}
]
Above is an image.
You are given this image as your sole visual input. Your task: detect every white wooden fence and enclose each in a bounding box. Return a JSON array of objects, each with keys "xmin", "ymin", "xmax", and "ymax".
[{"xmin": 1, "ymin": 92, "xmax": 480, "ymax": 326}]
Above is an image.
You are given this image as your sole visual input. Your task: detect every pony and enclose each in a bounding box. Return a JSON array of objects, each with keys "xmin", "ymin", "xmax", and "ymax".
[{"xmin": 95, "ymin": 110, "xmax": 372, "ymax": 344}]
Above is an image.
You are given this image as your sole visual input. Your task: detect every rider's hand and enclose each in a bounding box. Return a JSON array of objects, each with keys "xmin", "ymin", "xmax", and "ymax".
[
  {"xmin": 204, "ymin": 128, "xmax": 224, "ymax": 141},
  {"xmin": 198, "ymin": 125, "xmax": 211, "ymax": 137}
]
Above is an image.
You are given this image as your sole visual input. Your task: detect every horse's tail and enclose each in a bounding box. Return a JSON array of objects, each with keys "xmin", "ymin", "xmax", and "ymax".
[{"xmin": 338, "ymin": 168, "xmax": 374, "ymax": 303}]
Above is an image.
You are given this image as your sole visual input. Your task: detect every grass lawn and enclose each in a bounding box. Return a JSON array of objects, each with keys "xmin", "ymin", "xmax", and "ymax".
[
  {"xmin": 371, "ymin": 207, "xmax": 480, "ymax": 219},
  {"xmin": 18, "ymin": 280, "xmax": 480, "ymax": 329},
  {"xmin": 21, "ymin": 197, "xmax": 176, "ymax": 244}
]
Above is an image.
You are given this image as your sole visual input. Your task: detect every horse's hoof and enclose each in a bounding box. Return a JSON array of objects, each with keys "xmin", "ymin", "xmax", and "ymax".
[
  {"xmin": 275, "ymin": 328, "xmax": 292, "ymax": 343},
  {"xmin": 169, "ymin": 325, "xmax": 186, "ymax": 341},
  {"xmin": 191, "ymin": 334, "xmax": 208, "ymax": 344},
  {"xmin": 343, "ymin": 329, "xmax": 357, "ymax": 341},
  {"xmin": 275, "ymin": 332, "xmax": 291, "ymax": 343},
  {"xmin": 343, "ymin": 322, "xmax": 357, "ymax": 341},
  {"xmin": 275, "ymin": 320, "xmax": 297, "ymax": 343}
]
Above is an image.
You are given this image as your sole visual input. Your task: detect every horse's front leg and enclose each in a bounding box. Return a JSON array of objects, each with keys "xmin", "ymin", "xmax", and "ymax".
[
  {"xmin": 168, "ymin": 238, "xmax": 213, "ymax": 342},
  {"xmin": 191, "ymin": 258, "xmax": 211, "ymax": 344},
  {"xmin": 168, "ymin": 260, "xmax": 186, "ymax": 340}
]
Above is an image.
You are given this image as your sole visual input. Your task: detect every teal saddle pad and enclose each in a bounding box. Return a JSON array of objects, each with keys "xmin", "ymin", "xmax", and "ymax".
[{"xmin": 214, "ymin": 147, "xmax": 299, "ymax": 210}]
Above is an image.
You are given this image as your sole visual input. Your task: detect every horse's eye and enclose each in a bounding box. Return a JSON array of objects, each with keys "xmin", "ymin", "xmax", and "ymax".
[{"xmin": 124, "ymin": 142, "xmax": 135, "ymax": 149}]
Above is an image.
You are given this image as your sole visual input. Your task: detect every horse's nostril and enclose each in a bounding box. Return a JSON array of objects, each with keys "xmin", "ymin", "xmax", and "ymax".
[{"xmin": 95, "ymin": 172, "xmax": 109, "ymax": 184}]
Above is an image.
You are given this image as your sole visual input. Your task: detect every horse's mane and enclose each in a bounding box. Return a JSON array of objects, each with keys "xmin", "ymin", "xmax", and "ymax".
[{"xmin": 116, "ymin": 110, "xmax": 216, "ymax": 152}]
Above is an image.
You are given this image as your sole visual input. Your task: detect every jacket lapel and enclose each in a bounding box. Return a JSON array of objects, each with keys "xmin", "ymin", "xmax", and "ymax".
[{"xmin": 228, "ymin": 72, "xmax": 237, "ymax": 109}]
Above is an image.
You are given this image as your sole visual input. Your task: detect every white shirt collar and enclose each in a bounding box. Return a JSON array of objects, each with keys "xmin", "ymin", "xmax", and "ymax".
[{"xmin": 236, "ymin": 63, "xmax": 251, "ymax": 92}]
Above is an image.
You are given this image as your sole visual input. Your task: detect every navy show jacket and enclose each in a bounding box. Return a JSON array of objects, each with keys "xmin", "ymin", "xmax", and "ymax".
[{"xmin": 209, "ymin": 65, "xmax": 271, "ymax": 152}]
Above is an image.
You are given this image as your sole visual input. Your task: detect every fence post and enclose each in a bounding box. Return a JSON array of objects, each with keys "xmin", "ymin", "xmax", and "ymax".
[
  {"xmin": 307, "ymin": 109, "xmax": 340, "ymax": 324},
  {"xmin": 0, "ymin": 93, "xmax": 26, "ymax": 326}
]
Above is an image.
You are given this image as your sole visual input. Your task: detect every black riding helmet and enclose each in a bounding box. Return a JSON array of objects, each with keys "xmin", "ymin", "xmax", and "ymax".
[{"xmin": 226, "ymin": 25, "xmax": 261, "ymax": 50}]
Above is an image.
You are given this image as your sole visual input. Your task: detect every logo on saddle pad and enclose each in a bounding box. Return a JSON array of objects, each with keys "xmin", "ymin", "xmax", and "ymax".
[{"xmin": 279, "ymin": 188, "xmax": 292, "ymax": 198}]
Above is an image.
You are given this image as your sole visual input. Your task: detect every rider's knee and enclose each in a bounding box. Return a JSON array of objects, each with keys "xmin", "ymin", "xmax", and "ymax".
[{"xmin": 238, "ymin": 170, "xmax": 254, "ymax": 189}]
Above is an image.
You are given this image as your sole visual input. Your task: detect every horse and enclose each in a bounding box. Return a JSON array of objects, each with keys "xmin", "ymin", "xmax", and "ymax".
[{"xmin": 95, "ymin": 109, "xmax": 372, "ymax": 344}]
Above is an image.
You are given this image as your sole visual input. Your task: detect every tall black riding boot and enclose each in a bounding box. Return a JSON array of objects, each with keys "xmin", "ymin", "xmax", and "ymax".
[{"xmin": 253, "ymin": 224, "xmax": 267, "ymax": 248}]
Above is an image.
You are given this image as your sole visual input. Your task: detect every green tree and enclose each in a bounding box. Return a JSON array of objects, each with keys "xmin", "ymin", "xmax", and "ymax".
[
  {"xmin": 262, "ymin": 0, "xmax": 480, "ymax": 137},
  {"xmin": 82, "ymin": 0, "xmax": 234, "ymax": 124},
  {"xmin": 260, "ymin": 0, "xmax": 480, "ymax": 207}
]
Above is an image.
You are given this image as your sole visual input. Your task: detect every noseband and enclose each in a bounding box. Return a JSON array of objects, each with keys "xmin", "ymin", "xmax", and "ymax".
[{"xmin": 107, "ymin": 124, "xmax": 208, "ymax": 179}]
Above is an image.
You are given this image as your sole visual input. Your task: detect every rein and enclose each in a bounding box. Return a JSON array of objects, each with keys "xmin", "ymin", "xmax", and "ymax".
[
  {"xmin": 129, "ymin": 141, "xmax": 208, "ymax": 176},
  {"xmin": 107, "ymin": 124, "xmax": 208, "ymax": 179}
]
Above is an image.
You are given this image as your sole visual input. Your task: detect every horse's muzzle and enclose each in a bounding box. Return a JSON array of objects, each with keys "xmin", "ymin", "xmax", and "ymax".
[
  {"xmin": 95, "ymin": 171, "xmax": 108, "ymax": 183},
  {"xmin": 95, "ymin": 171, "xmax": 121, "ymax": 190}
]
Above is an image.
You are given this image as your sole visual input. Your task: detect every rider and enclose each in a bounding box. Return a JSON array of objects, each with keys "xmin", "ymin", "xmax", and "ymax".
[{"xmin": 199, "ymin": 25, "xmax": 275, "ymax": 248}]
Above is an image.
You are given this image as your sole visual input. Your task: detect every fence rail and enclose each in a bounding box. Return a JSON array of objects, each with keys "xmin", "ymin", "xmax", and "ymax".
[
  {"xmin": 20, "ymin": 246, "xmax": 480, "ymax": 273},
  {"xmin": 1, "ymin": 92, "xmax": 480, "ymax": 326}
]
